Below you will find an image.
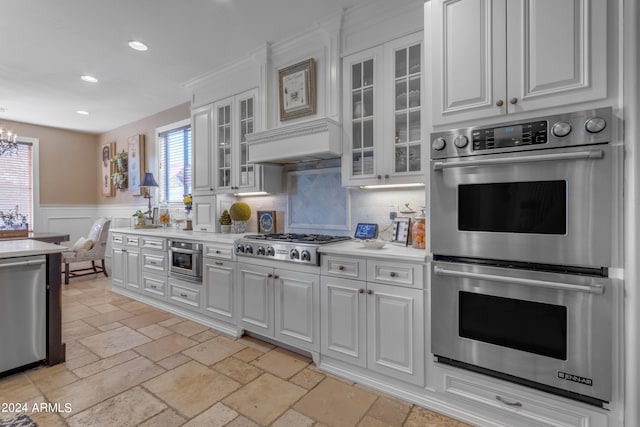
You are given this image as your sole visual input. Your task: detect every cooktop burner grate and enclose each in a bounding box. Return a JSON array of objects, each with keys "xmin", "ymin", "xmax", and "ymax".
[{"xmin": 243, "ymin": 233, "xmax": 351, "ymax": 244}]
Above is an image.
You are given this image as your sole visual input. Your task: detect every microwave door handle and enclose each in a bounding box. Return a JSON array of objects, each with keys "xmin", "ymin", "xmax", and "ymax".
[
  {"xmin": 432, "ymin": 149, "xmax": 605, "ymax": 171},
  {"xmin": 433, "ymin": 266, "xmax": 605, "ymax": 295}
]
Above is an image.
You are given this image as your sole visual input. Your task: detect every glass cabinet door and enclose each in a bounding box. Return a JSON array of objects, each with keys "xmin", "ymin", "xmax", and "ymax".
[
  {"xmin": 216, "ymin": 103, "xmax": 232, "ymax": 188},
  {"xmin": 351, "ymin": 58, "xmax": 375, "ymax": 177},
  {"xmin": 238, "ymin": 95, "xmax": 255, "ymax": 188},
  {"xmin": 393, "ymin": 43, "xmax": 421, "ymax": 174}
]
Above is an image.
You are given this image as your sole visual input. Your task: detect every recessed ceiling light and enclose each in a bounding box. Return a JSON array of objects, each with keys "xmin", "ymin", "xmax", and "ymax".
[
  {"xmin": 76, "ymin": 110, "xmax": 89, "ymax": 115},
  {"xmin": 81, "ymin": 75, "xmax": 98, "ymax": 83},
  {"xmin": 128, "ymin": 40, "xmax": 148, "ymax": 51}
]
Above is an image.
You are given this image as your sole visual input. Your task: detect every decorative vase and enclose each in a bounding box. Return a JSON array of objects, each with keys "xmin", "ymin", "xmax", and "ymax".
[
  {"xmin": 184, "ymin": 210, "xmax": 193, "ymax": 231},
  {"xmin": 233, "ymin": 220, "xmax": 247, "ymax": 234},
  {"xmin": 220, "ymin": 224, "xmax": 231, "ymax": 233}
]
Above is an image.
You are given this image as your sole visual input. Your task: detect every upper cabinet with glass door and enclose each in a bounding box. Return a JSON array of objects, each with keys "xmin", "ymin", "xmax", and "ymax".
[
  {"xmin": 214, "ymin": 89, "xmax": 280, "ymax": 195},
  {"xmin": 342, "ymin": 32, "xmax": 425, "ymax": 187}
]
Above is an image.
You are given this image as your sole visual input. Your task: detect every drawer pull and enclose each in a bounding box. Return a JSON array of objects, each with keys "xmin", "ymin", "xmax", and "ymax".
[
  {"xmin": 149, "ymin": 261, "xmax": 158, "ymax": 265},
  {"xmin": 367, "ymin": 289, "xmax": 373, "ymax": 295},
  {"xmin": 389, "ymin": 272, "xmax": 397, "ymax": 278},
  {"xmin": 496, "ymin": 396, "xmax": 522, "ymax": 407},
  {"xmin": 151, "ymin": 285, "xmax": 157, "ymax": 289},
  {"xmin": 358, "ymin": 288, "xmax": 365, "ymax": 294},
  {"xmin": 273, "ymin": 275, "xmax": 279, "ymax": 279},
  {"xmin": 180, "ymin": 293, "xmax": 188, "ymax": 298},
  {"xmin": 215, "ymin": 262, "xmax": 223, "ymax": 266},
  {"xmin": 268, "ymin": 273, "xmax": 273, "ymax": 278},
  {"xmin": 215, "ymin": 250, "xmax": 221, "ymax": 254},
  {"xmin": 338, "ymin": 265, "xmax": 345, "ymax": 271}
]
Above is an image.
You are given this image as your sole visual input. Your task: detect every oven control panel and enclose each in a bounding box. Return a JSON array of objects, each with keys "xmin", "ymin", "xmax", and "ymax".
[
  {"xmin": 431, "ymin": 107, "xmax": 612, "ymax": 160},
  {"xmin": 472, "ymin": 120, "xmax": 547, "ymax": 151}
]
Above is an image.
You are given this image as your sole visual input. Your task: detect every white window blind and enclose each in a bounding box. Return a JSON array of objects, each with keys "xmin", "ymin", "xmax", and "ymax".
[
  {"xmin": 0, "ymin": 142, "xmax": 33, "ymax": 230},
  {"xmin": 158, "ymin": 125, "xmax": 192, "ymax": 204}
]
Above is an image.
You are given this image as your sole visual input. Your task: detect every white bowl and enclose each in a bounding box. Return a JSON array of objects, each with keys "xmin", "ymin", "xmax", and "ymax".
[{"xmin": 361, "ymin": 239, "xmax": 386, "ymax": 249}]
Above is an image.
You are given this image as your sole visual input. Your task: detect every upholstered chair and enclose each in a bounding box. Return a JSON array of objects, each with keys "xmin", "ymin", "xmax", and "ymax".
[{"xmin": 62, "ymin": 218, "xmax": 111, "ymax": 285}]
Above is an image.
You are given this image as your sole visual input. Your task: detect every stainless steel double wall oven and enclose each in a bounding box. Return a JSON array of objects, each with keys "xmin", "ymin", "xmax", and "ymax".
[{"xmin": 429, "ymin": 108, "xmax": 616, "ymax": 406}]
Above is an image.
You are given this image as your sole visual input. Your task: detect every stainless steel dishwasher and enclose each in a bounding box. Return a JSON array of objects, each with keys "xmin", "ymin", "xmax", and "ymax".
[{"xmin": 0, "ymin": 255, "xmax": 47, "ymax": 373}]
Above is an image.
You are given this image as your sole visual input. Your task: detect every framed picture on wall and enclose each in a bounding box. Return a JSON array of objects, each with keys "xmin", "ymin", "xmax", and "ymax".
[
  {"xmin": 127, "ymin": 134, "xmax": 145, "ymax": 195},
  {"xmin": 101, "ymin": 142, "xmax": 116, "ymax": 197},
  {"xmin": 278, "ymin": 58, "xmax": 316, "ymax": 121}
]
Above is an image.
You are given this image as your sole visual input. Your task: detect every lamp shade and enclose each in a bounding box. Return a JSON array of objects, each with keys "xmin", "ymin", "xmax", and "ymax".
[{"xmin": 140, "ymin": 172, "xmax": 159, "ymax": 187}]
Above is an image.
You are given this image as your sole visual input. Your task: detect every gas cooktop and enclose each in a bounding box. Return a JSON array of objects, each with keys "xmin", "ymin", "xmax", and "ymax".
[{"xmin": 236, "ymin": 233, "xmax": 351, "ymax": 265}]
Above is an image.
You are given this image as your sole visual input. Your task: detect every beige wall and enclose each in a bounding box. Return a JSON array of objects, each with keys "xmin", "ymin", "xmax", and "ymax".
[
  {"xmin": 98, "ymin": 102, "xmax": 190, "ymax": 206},
  {"xmin": 3, "ymin": 120, "xmax": 99, "ymax": 205}
]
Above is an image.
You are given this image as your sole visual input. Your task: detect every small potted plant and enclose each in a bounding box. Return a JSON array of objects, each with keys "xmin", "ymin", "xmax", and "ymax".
[
  {"xmin": 132, "ymin": 209, "xmax": 146, "ymax": 227},
  {"xmin": 219, "ymin": 210, "xmax": 232, "ymax": 233}
]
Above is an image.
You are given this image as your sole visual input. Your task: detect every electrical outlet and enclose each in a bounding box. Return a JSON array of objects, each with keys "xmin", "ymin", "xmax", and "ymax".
[{"xmin": 389, "ymin": 211, "xmax": 397, "ymax": 220}]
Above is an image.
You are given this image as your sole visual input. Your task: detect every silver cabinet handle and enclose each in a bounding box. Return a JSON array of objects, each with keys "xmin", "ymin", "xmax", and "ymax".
[
  {"xmin": 433, "ymin": 266, "xmax": 605, "ymax": 295},
  {"xmin": 215, "ymin": 262, "xmax": 223, "ymax": 266},
  {"xmin": 433, "ymin": 149, "xmax": 604, "ymax": 172},
  {"xmin": 180, "ymin": 293, "xmax": 188, "ymax": 298},
  {"xmin": 496, "ymin": 396, "xmax": 522, "ymax": 407}
]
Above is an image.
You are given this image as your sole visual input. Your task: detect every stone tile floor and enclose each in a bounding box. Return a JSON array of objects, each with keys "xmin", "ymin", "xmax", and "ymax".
[{"xmin": 0, "ymin": 274, "xmax": 472, "ymax": 427}]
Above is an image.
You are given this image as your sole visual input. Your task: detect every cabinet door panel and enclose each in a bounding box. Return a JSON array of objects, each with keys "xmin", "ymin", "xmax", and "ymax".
[
  {"xmin": 204, "ymin": 260, "xmax": 235, "ymax": 323},
  {"xmin": 275, "ymin": 270, "xmax": 319, "ymax": 351},
  {"xmin": 320, "ymin": 276, "xmax": 366, "ymax": 367},
  {"xmin": 111, "ymin": 247, "xmax": 125, "ymax": 288},
  {"xmin": 431, "ymin": 0, "xmax": 507, "ymax": 125},
  {"xmin": 192, "ymin": 195, "xmax": 215, "ymax": 232},
  {"xmin": 367, "ymin": 283, "xmax": 424, "ymax": 386},
  {"xmin": 238, "ymin": 264, "xmax": 273, "ymax": 335},
  {"xmin": 192, "ymin": 105, "xmax": 213, "ymax": 194},
  {"xmin": 125, "ymin": 250, "xmax": 141, "ymax": 291},
  {"xmin": 507, "ymin": 0, "xmax": 606, "ymax": 113}
]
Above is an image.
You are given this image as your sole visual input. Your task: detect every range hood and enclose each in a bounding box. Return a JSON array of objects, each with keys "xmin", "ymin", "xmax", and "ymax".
[{"xmin": 247, "ymin": 118, "xmax": 342, "ymax": 164}]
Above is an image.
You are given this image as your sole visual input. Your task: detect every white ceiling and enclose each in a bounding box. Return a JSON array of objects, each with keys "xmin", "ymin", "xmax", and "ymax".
[{"xmin": 1, "ymin": 0, "xmax": 374, "ymax": 134}]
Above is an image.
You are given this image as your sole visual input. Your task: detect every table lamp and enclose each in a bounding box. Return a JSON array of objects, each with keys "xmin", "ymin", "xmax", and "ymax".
[{"xmin": 140, "ymin": 172, "xmax": 159, "ymax": 218}]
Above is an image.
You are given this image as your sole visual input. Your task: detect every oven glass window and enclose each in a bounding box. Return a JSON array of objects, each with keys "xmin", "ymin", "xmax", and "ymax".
[
  {"xmin": 458, "ymin": 180, "xmax": 566, "ymax": 234},
  {"xmin": 172, "ymin": 252, "xmax": 193, "ymax": 271},
  {"xmin": 459, "ymin": 291, "xmax": 567, "ymax": 360}
]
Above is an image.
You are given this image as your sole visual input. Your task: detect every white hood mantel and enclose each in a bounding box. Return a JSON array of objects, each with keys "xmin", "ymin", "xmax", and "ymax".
[{"xmin": 247, "ymin": 118, "xmax": 342, "ymax": 164}]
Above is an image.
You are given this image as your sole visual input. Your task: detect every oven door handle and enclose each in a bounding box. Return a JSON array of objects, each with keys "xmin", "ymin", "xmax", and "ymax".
[
  {"xmin": 170, "ymin": 247, "xmax": 198, "ymax": 255},
  {"xmin": 432, "ymin": 149, "xmax": 605, "ymax": 171},
  {"xmin": 433, "ymin": 266, "xmax": 605, "ymax": 295}
]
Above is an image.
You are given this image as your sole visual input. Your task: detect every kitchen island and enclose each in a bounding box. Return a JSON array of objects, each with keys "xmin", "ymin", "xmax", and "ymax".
[{"xmin": 0, "ymin": 240, "xmax": 66, "ymax": 375}]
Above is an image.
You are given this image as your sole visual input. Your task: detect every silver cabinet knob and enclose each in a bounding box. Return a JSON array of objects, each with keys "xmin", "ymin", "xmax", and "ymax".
[
  {"xmin": 551, "ymin": 122, "xmax": 572, "ymax": 137},
  {"xmin": 585, "ymin": 117, "xmax": 607, "ymax": 134},
  {"xmin": 432, "ymin": 137, "xmax": 446, "ymax": 151},
  {"xmin": 454, "ymin": 135, "xmax": 468, "ymax": 149}
]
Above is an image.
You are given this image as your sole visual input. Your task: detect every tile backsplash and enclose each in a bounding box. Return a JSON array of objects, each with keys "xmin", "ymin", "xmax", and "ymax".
[{"xmin": 236, "ymin": 167, "xmax": 425, "ymax": 238}]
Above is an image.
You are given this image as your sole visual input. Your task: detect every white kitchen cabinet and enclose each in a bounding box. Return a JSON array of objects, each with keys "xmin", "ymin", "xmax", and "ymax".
[
  {"xmin": 214, "ymin": 89, "xmax": 282, "ymax": 195},
  {"xmin": 342, "ymin": 31, "xmax": 425, "ymax": 187},
  {"xmin": 430, "ymin": 0, "xmax": 607, "ymax": 126},
  {"xmin": 237, "ymin": 262, "xmax": 320, "ymax": 351},
  {"xmin": 192, "ymin": 194, "xmax": 216, "ymax": 232},
  {"xmin": 191, "ymin": 104, "xmax": 215, "ymax": 195},
  {"xmin": 237, "ymin": 263, "xmax": 274, "ymax": 336},
  {"xmin": 203, "ymin": 258, "xmax": 236, "ymax": 324},
  {"xmin": 111, "ymin": 234, "xmax": 141, "ymax": 292},
  {"xmin": 321, "ymin": 260, "xmax": 425, "ymax": 386},
  {"xmin": 274, "ymin": 269, "xmax": 320, "ymax": 352}
]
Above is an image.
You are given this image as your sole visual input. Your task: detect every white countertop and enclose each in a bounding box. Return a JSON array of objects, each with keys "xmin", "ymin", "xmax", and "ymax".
[
  {"xmin": 110, "ymin": 227, "xmax": 244, "ymax": 244},
  {"xmin": 0, "ymin": 239, "xmax": 67, "ymax": 259},
  {"xmin": 319, "ymin": 240, "xmax": 428, "ymax": 263}
]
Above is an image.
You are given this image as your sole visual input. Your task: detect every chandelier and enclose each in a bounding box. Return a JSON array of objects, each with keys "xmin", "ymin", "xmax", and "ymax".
[{"xmin": 0, "ymin": 127, "xmax": 18, "ymax": 156}]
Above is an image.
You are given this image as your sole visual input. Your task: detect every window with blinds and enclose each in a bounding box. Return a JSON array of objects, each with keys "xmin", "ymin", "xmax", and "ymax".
[
  {"xmin": 0, "ymin": 142, "xmax": 33, "ymax": 230},
  {"xmin": 158, "ymin": 124, "xmax": 192, "ymax": 204}
]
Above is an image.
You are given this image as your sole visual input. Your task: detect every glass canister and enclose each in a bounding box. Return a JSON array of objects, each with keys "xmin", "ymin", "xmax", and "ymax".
[
  {"xmin": 158, "ymin": 202, "xmax": 171, "ymax": 227},
  {"xmin": 412, "ymin": 208, "xmax": 426, "ymax": 249}
]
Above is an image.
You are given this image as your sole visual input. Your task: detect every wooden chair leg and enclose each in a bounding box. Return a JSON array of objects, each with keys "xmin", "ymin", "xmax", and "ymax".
[
  {"xmin": 64, "ymin": 263, "xmax": 70, "ymax": 285},
  {"xmin": 101, "ymin": 259, "xmax": 109, "ymax": 278}
]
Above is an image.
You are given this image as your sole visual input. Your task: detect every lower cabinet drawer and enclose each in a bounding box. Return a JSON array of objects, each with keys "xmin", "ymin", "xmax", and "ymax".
[
  {"xmin": 204, "ymin": 243, "xmax": 234, "ymax": 260},
  {"xmin": 141, "ymin": 250, "xmax": 168, "ymax": 274},
  {"xmin": 440, "ymin": 371, "xmax": 608, "ymax": 427},
  {"xmin": 367, "ymin": 260, "xmax": 423, "ymax": 288},
  {"xmin": 141, "ymin": 273, "xmax": 167, "ymax": 300},
  {"xmin": 321, "ymin": 255, "xmax": 366, "ymax": 280},
  {"xmin": 168, "ymin": 280, "xmax": 201, "ymax": 310}
]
